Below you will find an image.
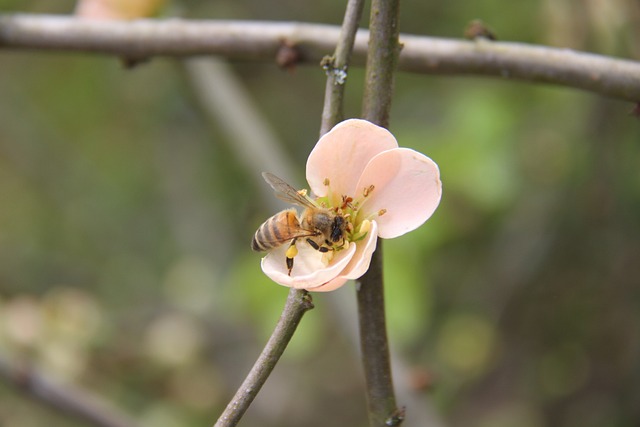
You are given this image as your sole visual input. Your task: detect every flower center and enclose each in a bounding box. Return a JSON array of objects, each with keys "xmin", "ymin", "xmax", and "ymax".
[{"xmin": 314, "ymin": 178, "xmax": 386, "ymax": 246}]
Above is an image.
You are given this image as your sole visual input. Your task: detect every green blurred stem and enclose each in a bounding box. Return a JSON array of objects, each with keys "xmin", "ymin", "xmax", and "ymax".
[
  {"xmin": 213, "ymin": 289, "xmax": 313, "ymax": 427},
  {"xmin": 358, "ymin": 0, "xmax": 401, "ymax": 426}
]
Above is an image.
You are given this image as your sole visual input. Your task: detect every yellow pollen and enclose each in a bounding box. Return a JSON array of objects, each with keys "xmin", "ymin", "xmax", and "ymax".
[
  {"xmin": 363, "ymin": 185, "xmax": 375, "ymax": 197},
  {"xmin": 297, "ymin": 189, "xmax": 308, "ymax": 197},
  {"xmin": 378, "ymin": 209, "xmax": 387, "ymax": 216},
  {"xmin": 286, "ymin": 245, "xmax": 298, "ymax": 259},
  {"xmin": 322, "ymin": 251, "xmax": 334, "ymax": 264}
]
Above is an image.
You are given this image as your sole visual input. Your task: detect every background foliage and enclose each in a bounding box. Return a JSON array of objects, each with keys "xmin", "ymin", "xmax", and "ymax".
[{"xmin": 0, "ymin": 1, "xmax": 639, "ymax": 426}]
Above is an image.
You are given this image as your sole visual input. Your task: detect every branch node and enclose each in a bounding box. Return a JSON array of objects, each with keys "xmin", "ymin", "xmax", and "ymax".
[
  {"xmin": 321, "ymin": 55, "xmax": 348, "ymax": 85},
  {"xmin": 464, "ymin": 19, "xmax": 497, "ymax": 41},
  {"xmin": 385, "ymin": 406, "xmax": 406, "ymax": 426},
  {"xmin": 121, "ymin": 56, "xmax": 151, "ymax": 69},
  {"xmin": 301, "ymin": 292, "xmax": 315, "ymax": 310},
  {"xmin": 276, "ymin": 39, "xmax": 303, "ymax": 72}
]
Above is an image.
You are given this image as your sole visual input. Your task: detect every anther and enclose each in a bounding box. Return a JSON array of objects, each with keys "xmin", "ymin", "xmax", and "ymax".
[
  {"xmin": 363, "ymin": 185, "xmax": 375, "ymax": 197},
  {"xmin": 378, "ymin": 209, "xmax": 387, "ymax": 216},
  {"xmin": 323, "ymin": 178, "xmax": 330, "ymax": 186},
  {"xmin": 341, "ymin": 195, "xmax": 354, "ymax": 210}
]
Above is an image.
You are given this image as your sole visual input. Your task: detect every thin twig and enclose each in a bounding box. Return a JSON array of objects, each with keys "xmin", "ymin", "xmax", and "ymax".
[
  {"xmin": 357, "ymin": 244, "xmax": 398, "ymax": 427},
  {"xmin": 1, "ymin": 14, "xmax": 640, "ymax": 101},
  {"xmin": 319, "ymin": 0, "xmax": 365, "ymax": 135},
  {"xmin": 213, "ymin": 289, "xmax": 314, "ymax": 427},
  {"xmin": 357, "ymin": 0, "xmax": 402, "ymax": 425},
  {"xmin": 0, "ymin": 354, "xmax": 141, "ymax": 427},
  {"xmin": 361, "ymin": 0, "xmax": 401, "ymax": 128}
]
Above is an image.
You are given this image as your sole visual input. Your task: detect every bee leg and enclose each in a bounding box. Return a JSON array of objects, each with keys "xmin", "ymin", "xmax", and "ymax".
[
  {"xmin": 286, "ymin": 257, "xmax": 294, "ymax": 275},
  {"xmin": 306, "ymin": 238, "xmax": 331, "ymax": 253},
  {"xmin": 285, "ymin": 239, "xmax": 298, "ymax": 275}
]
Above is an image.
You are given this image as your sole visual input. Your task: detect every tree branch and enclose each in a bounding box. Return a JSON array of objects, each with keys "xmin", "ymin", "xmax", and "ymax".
[
  {"xmin": 0, "ymin": 354, "xmax": 141, "ymax": 427},
  {"xmin": 213, "ymin": 289, "xmax": 314, "ymax": 427},
  {"xmin": 319, "ymin": 0, "xmax": 365, "ymax": 135},
  {"xmin": 1, "ymin": 14, "xmax": 640, "ymax": 101},
  {"xmin": 361, "ymin": 0, "xmax": 401, "ymax": 128},
  {"xmin": 357, "ymin": 0, "xmax": 401, "ymax": 425}
]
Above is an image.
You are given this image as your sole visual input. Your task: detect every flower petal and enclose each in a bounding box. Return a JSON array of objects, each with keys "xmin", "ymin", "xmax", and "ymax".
[
  {"xmin": 311, "ymin": 220, "xmax": 379, "ymax": 292},
  {"xmin": 356, "ymin": 148, "xmax": 442, "ymax": 239},
  {"xmin": 75, "ymin": 0, "xmax": 122, "ymax": 19},
  {"xmin": 334, "ymin": 220, "xmax": 379, "ymax": 280},
  {"xmin": 260, "ymin": 240, "xmax": 356, "ymax": 289},
  {"xmin": 310, "ymin": 277, "xmax": 349, "ymax": 293},
  {"xmin": 75, "ymin": 0, "xmax": 163, "ymax": 20},
  {"xmin": 306, "ymin": 119, "xmax": 398, "ymax": 204}
]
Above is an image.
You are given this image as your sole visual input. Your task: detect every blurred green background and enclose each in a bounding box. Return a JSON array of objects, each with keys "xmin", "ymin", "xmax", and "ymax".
[{"xmin": 1, "ymin": 1, "xmax": 639, "ymax": 426}]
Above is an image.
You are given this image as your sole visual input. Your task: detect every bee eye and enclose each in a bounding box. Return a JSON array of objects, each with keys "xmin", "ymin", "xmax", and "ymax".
[{"xmin": 330, "ymin": 217, "xmax": 345, "ymax": 242}]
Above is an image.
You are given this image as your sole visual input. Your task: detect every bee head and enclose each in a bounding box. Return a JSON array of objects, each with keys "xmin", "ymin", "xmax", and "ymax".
[{"xmin": 330, "ymin": 215, "xmax": 346, "ymax": 243}]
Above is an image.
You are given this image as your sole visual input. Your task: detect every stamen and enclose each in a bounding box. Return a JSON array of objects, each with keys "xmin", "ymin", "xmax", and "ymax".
[
  {"xmin": 359, "ymin": 220, "xmax": 372, "ymax": 234},
  {"xmin": 341, "ymin": 195, "xmax": 354, "ymax": 210},
  {"xmin": 297, "ymin": 189, "xmax": 308, "ymax": 197},
  {"xmin": 378, "ymin": 209, "xmax": 387, "ymax": 216},
  {"xmin": 323, "ymin": 178, "xmax": 330, "ymax": 186},
  {"xmin": 363, "ymin": 185, "xmax": 375, "ymax": 197},
  {"xmin": 350, "ymin": 220, "xmax": 370, "ymax": 242}
]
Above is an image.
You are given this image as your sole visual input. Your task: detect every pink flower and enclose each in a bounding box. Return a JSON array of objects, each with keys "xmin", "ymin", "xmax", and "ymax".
[
  {"xmin": 75, "ymin": 0, "xmax": 163, "ymax": 20},
  {"xmin": 260, "ymin": 119, "xmax": 442, "ymax": 292}
]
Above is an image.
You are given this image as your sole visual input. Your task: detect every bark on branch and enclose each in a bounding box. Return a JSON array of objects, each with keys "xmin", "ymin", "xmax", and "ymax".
[
  {"xmin": 357, "ymin": 0, "xmax": 401, "ymax": 424},
  {"xmin": 213, "ymin": 289, "xmax": 314, "ymax": 427},
  {"xmin": 1, "ymin": 14, "xmax": 639, "ymax": 101}
]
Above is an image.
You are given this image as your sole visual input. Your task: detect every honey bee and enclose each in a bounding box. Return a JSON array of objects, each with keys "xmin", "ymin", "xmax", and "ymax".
[{"xmin": 252, "ymin": 172, "xmax": 347, "ymax": 275}]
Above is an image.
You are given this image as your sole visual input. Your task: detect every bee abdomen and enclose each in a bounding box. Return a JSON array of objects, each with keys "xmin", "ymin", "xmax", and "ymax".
[
  {"xmin": 252, "ymin": 217, "xmax": 278, "ymax": 252},
  {"xmin": 251, "ymin": 232, "xmax": 264, "ymax": 251},
  {"xmin": 251, "ymin": 209, "xmax": 298, "ymax": 252}
]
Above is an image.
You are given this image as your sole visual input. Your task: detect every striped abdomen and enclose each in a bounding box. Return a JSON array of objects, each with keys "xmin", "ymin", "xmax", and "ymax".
[{"xmin": 252, "ymin": 209, "xmax": 306, "ymax": 252}]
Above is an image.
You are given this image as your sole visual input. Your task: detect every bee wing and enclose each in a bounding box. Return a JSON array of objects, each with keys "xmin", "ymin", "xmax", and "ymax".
[{"xmin": 262, "ymin": 172, "xmax": 317, "ymax": 209}]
